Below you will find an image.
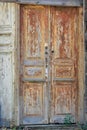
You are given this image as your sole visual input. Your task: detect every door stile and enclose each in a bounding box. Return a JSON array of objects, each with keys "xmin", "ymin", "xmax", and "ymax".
[
  {"xmin": 20, "ymin": 6, "xmax": 25, "ymax": 124},
  {"xmin": 72, "ymin": 8, "xmax": 79, "ymax": 121},
  {"xmin": 47, "ymin": 6, "xmax": 52, "ymax": 123},
  {"xmin": 49, "ymin": 6, "xmax": 54, "ymax": 123},
  {"xmin": 44, "ymin": 6, "xmax": 51, "ymax": 124},
  {"xmin": 50, "ymin": 7, "xmax": 56, "ymax": 123}
]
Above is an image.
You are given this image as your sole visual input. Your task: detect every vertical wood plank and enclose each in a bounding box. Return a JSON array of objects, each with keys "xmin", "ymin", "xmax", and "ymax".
[{"xmin": 78, "ymin": 7, "xmax": 85, "ymax": 123}]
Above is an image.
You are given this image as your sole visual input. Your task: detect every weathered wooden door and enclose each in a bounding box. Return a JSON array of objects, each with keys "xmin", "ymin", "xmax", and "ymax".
[
  {"xmin": 20, "ymin": 5, "xmax": 78, "ymax": 124},
  {"xmin": 50, "ymin": 7, "xmax": 78, "ymax": 123}
]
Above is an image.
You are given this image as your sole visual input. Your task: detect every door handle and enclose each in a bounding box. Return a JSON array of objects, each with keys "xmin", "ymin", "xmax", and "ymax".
[
  {"xmin": 51, "ymin": 46, "xmax": 54, "ymax": 54},
  {"xmin": 45, "ymin": 43, "xmax": 48, "ymax": 55},
  {"xmin": 45, "ymin": 43, "xmax": 48, "ymax": 78}
]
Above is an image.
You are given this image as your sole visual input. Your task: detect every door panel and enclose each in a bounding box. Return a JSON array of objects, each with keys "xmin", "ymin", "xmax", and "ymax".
[
  {"xmin": 23, "ymin": 82, "xmax": 46, "ymax": 124},
  {"xmin": 20, "ymin": 6, "xmax": 78, "ymax": 124},
  {"xmin": 50, "ymin": 7, "xmax": 78, "ymax": 123},
  {"xmin": 20, "ymin": 5, "xmax": 49, "ymax": 124}
]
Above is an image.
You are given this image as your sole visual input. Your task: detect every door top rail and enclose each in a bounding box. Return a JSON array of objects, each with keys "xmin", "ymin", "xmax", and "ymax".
[{"xmin": 0, "ymin": 0, "xmax": 83, "ymax": 7}]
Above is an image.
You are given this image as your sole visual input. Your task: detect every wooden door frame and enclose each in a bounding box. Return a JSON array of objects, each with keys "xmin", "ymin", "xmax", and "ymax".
[{"xmin": 14, "ymin": 3, "xmax": 85, "ymax": 125}]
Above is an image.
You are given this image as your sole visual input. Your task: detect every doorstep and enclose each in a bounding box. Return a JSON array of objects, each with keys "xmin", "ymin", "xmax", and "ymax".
[{"xmin": 17, "ymin": 124, "xmax": 80, "ymax": 130}]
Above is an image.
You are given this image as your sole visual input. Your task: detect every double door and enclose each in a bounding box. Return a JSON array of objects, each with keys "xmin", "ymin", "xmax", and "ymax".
[{"xmin": 20, "ymin": 5, "xmax": 78, "ymax": 124}]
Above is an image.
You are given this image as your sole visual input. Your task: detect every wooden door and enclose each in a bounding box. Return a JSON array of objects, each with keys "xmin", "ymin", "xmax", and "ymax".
[
  {"xmin": 20, "ymin": 5, "xmax": 50, "ymax": 124},
  {"xmin": 20, "ymin": 5, "xmax": 78, "ymax": 124},
  {"xmin": 50, "ymin": 7, "xmax": 78, "ymax": 123}
]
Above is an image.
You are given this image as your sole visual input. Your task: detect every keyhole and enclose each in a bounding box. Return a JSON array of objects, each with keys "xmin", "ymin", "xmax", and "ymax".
[{"xmin": 52, "ymin": 50, "xmax": 54, "ymax": 53}]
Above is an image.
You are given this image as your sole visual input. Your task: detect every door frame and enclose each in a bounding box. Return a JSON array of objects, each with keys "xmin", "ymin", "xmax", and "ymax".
[{"xmin": 14, "ymin": 3, "xmax": 85, "ymax": 125}]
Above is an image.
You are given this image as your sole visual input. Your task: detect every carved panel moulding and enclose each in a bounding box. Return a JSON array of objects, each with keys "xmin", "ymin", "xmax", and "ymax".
[
  {"xmin": 0, "ymin": 34, "xmax": 14, "ymax": 53},
  {"xmin": 0, "ymin": 27, "xmax": 12, "ymax": 34},
  {"xmin": 0, "ymin": 45, "xmax": 14, "ymax": 53},
  {"xmin": 0, "ymin": 0, "xmax": 83, "ymax": 6},
  {"xmin": 0, "ymin": 3, "xmax": 15, "ymax": 52},
  {"xmin": 0, "ymin": 34, "xmax": 11, "ymax": 46},
  {"xmin": 0, "ymin": 3, "xmax": 13, "ymax": 34}
]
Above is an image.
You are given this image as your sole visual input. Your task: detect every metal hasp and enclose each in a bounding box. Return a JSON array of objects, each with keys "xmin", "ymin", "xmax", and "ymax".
[{"xmin": 0, "ymin": 0, "xmax": 83, "ymax": 6}]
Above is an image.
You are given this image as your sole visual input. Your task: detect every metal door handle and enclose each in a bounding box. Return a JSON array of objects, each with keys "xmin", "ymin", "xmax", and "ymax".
[{"xmin": 51, "ymin": 46, "xmax": 54, "ymax": 54}]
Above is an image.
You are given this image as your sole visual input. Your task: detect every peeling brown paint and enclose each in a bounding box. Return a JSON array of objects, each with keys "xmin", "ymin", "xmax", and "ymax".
[
  {"xmin": 50, "ymin": 7, "xmax": 78, "ymax": 123},
  {"xmin": 21, "ymin": 5, "xmax": 81, "ymax": 124}
]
